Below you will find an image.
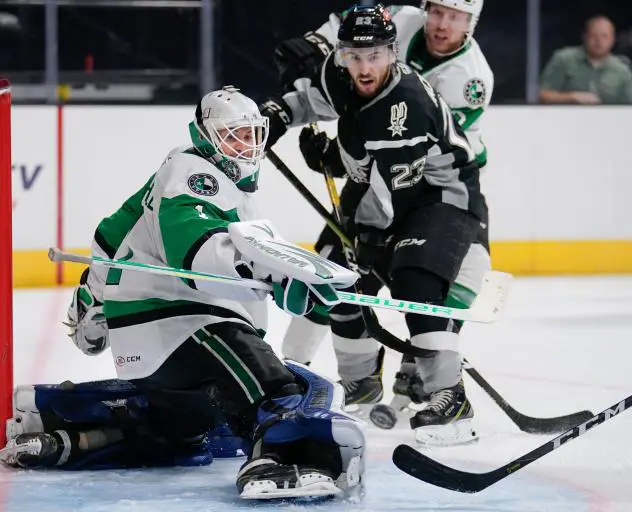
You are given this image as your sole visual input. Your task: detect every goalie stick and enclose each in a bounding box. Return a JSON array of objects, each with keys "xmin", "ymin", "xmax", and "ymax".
[
  {"xmin": 392, "ymin": 394, "xmax": 632, "ymax": 493},
  {"xmin": 267, "ymin": 148, "xmax": 593, "ymax": 435},
  {"xmin": 47, "ymin": 248, "xmax": 498, "ymax": 322}
]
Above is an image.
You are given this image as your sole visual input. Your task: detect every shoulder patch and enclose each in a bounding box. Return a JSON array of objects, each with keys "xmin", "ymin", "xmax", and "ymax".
[
  {"xmin": 222, "ymin": 160, "xmax": 242, "ymax": 183},
  {"xmin": 464, "ymin": 78, "xmax": 486, "ymax": 106},
  {"xmin": 188, "ymin": 173, "xmax": 219, "ymax": 196}
]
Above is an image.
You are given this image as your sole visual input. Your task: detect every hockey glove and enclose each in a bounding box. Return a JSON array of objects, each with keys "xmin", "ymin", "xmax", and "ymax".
[
  {"xmin": 274, "ymin": 32, "xmax": 333, "ymax": 90},
  {"xmin": 259, "ymin": 97, "xmax": 293, "ymax": 150},
  {"xmin": 64, "ymin": 269, "xmax": 109, "ymax": 355},
  {"xmin": 355, "ymin": 227, "xmax": 390, "ymax": 276},
  {"xmin": 272, "ymin": 278, "xmax": 340, "ymax": 317},
  {"xmin": 299, "ymin": 126, "xmax": 346, "ymax": 177}
]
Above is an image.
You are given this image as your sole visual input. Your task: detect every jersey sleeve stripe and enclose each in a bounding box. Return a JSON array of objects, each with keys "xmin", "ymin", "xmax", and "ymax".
[
  {"xmin": 365, "ymin": 135, "xmax": 433, "ymax": 150},
  {"xmin": 181, "ymin": 226, "xmax": 229, "ymax": 289}
]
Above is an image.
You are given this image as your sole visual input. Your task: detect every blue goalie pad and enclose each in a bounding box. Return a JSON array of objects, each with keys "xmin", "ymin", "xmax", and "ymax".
[
  {"xmin": 23, "ymin": 380, "xmax": 246, "ymax": 470},
  {"xmin": 257, "ymin": 362, "xmax": 358, "ymax": 445},
  {"xmin": 60, "ymin": 435, "xmax": 216, "ymax": 471},
  {"xmin": 32, "ymin": 379, "xmax": 149, "ymax": 426},
  {"xmin": 208, "ymin": 423, "xmax": 248, "ymax": 458}
]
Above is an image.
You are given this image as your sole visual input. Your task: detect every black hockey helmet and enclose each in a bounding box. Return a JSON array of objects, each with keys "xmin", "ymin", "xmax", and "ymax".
[{"xmin": 337, "ymin": 4, "xmax": 397, "ymax": 48}]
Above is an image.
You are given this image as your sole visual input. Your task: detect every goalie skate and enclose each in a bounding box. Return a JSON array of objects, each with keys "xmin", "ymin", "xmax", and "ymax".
[
  {"xmin": 0, "ymin": 431, "xmax": 70, "ymax": 468},
  {"xmin": 237, "ymin": 457, "xmax": 342, "ymax": 500}
]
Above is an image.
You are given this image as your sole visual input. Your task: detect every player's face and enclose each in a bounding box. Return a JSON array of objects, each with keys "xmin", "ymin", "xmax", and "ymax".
[
  {"xmin": 342, "ymin": 46, "xmax": 394, "ymax": 97},
  {"xmin": 217, "ymin": 126, "xmax": 258, "ymax": 159},
  {"xmin": 424, "ymin": 4, "xmax": 470, "ymax": 56}
]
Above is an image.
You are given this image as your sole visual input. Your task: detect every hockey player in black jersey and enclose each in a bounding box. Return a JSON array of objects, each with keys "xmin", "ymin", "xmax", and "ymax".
[{"xmin": 260, "ymin": 4, "xmax": 488, "ymax": 445}]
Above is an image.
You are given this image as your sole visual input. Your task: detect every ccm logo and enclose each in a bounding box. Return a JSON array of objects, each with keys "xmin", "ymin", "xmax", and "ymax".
[
  {"xmin": 394, "ymin": 238, "xmax": 426, "ymax": 251},
  {"xmin": 116, "ymin": 355, "xmax": 141, "ymax": 367}
]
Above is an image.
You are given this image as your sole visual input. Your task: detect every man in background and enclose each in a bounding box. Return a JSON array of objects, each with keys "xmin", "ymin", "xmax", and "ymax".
[{"xmin": 540, "ymin": 15, "xmax": 632, "ymax": 104}]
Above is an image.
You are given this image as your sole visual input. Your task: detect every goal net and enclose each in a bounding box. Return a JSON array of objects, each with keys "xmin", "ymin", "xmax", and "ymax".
[{"xmin": 0, "ymin": 78, "xmax": 13, "ymax": 448}]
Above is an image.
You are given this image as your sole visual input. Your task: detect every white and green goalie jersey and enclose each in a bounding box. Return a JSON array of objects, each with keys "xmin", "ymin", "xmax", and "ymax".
[
  {"xmin": 315, "ymin": 5, "xmax": 494, "ymax": 167},
  {"xmin": 86, "ymin": 146, "xmax": 267, "ymax": 380}
]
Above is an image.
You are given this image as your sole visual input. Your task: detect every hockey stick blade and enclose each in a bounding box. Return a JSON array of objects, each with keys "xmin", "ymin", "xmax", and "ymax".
[
  {"xmin": 463, "ymin": 361, "xmax": 594, "ymax": 434},
  {"xmin": 392, "ymin": 394, "xmax": 632, "ymax": 493}
]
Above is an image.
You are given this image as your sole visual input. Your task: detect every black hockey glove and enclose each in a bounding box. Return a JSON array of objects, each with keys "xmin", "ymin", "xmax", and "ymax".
[
  {"xmin": 299, "ymin": 126, "xmax": 346, "ymax": 177},
  {"xmin": 354, "ymin": 226, "xmax": 390, "ymax": 276},
  {"xmin": 259, "ymin": 97, "xmax": 293, "ymax": 150},
  {"xmin": 274, "ymin": 32, "xmax": 333, "ymax": 90}
]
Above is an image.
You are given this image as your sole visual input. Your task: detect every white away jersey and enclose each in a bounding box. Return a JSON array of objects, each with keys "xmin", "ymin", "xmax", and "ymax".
[{"xmin": 87, "ymin": 146, "xmax": 267, "ymax": 380}]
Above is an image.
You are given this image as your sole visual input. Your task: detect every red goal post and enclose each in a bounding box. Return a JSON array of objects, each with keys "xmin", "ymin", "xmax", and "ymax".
[{"xmin": 0, "ymin": 78, "xmax": 13, "ymax": 448}]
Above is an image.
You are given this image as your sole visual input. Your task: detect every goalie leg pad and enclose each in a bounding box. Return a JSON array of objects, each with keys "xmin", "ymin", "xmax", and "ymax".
[
  {"xmin": 8, "ymin": 380, "xmax": 149, "ymax": 439},
  {"xmin": 245, "ymin": 362, "xmax": 365, "ymax": 498}
]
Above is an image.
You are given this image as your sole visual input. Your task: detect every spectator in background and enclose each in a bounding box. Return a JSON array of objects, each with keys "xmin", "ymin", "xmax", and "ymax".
[{"xmin": 540, "ymin": 15, "xmax": 632, "ymax": 104}]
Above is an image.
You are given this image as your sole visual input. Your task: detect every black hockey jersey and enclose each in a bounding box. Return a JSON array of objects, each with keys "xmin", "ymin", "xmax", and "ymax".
[{"xmin": 282, "ymin": 52, "xmax": 485, "ymax": 231}]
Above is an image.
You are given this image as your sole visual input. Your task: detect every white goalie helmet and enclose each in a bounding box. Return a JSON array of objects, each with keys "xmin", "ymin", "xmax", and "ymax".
[
  {"xmin": 420, "ymin": 0, "xmax": 484, "ymax": 41},
  {"xmin": 190, "ymin": 86, "xmax": 269, "ymax": 192}
]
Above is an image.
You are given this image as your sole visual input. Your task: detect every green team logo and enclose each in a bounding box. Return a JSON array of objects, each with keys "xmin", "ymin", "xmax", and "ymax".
[
  {"xmin": 188, "ymin": 173, "xmax": 219, "ymax": 196},
  {"xmin": 464, "ymin": 78, "xmax": 486, "ymax": 106},
  {"xmin": 221, "ymin": 160, "xmax": 241, "ymax": 183}
]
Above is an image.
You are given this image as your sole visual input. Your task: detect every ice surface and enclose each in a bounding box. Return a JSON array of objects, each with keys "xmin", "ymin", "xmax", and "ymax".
[{"xmin": 2, "ymin": 276, "xmax": 632, "ymax": 511}]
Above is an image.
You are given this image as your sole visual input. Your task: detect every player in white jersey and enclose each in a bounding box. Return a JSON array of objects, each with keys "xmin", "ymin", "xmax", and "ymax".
[
  {"xmin": 272, "ymin": 0, "xmax": 493, "ymax": 435},
  {"xmin": 0, "ymin": 87, "xmax": 365, "ymax": 501}
]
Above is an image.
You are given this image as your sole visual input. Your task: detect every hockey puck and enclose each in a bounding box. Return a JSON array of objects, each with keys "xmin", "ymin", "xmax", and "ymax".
[{"xmin": 369, "ymin": 404, "xmax": 398, "ymax": 430}]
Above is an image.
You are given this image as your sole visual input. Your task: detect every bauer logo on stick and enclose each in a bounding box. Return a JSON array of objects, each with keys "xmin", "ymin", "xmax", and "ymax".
[{"xmin": 188, "ymin": 173, "xmax": 219, "ymax": 196}]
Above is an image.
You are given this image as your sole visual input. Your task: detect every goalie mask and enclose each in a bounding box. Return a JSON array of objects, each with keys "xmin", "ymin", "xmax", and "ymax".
[{"xmin": 189, "ymin": 86, "xmax": 269, "ymax": 192}]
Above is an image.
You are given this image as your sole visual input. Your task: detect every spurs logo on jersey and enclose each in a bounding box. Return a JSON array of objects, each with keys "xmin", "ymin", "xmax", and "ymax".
[{"xmin": 388, "ymin": 101, "xmax": 408, "ymax": 137}]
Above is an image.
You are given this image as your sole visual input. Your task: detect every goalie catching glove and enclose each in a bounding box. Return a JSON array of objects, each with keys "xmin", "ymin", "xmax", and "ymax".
[{"xmin": 64, "ymin": 268, "xmax": 109, "ymax": 356}]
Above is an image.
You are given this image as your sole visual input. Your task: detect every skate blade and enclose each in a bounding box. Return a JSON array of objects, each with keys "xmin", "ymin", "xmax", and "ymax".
[
  {"xmin": 240, "ymin": 481, "xmax": 342, "ymax": 500},
  {"xmin": 414, "ymin": 418, "xmax": 479, "ymax": 447}
]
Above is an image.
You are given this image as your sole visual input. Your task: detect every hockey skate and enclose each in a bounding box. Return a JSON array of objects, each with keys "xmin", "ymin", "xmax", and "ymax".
[
  {"xmin": 0, "ymin": 431, "xmax": 71, "ymax": 468},
  {"xmin": 409, "ymin": 380, "xmax": 478, "ymax": 447},
  {"xmin": 340, "ymin": 348, "xmax": 384, "ymax": 416},
  {"xmin": 369, "ymin": 358, "xmax": 428, "ymax": 430},
  {"xmin": 237, "ymin": 457, "xmax": 342, "ymax": 500}
]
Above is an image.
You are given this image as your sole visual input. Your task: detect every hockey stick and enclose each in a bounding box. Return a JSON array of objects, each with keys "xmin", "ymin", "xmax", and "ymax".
[
  {"xmin": 267, "ymin": 148, "xmax": 592, "ymax": 435},
  {"xmin": 462, "ymin": 359, "xmax": 593, "ymax": 435},
  {"xmin": 48, "ymin": 247, "xmax": 497, "ymax": 321},
  {"xmin": 266, "ymin": 149, "xmax": 508, "ymax": 325},
  {"xmin": 392, "ymin": 394, "xmax": 632, "ymax": 493}
]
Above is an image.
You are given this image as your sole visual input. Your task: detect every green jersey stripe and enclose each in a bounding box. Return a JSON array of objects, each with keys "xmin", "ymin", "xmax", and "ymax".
[
  {"xmin": 105, "ymin": 300, "xmax": 252, "ymax": 329},
  {"xmin": 193, "ymin": 328, "xmax": 265, "ymax": 403},
  {"xmin": 452, "ymin": 106, "xmax": 484, "ymax": 131},
  {"xmin": 95, "ymin": 174, "xmax": 155, "ymax": 258},
  {"xmin": 159, "ymin": 194, "xmax": 240, "ymax": 270},
  {"xmin": 181, "ymin": 226, "xmax": 229, "ymax": 289}
]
